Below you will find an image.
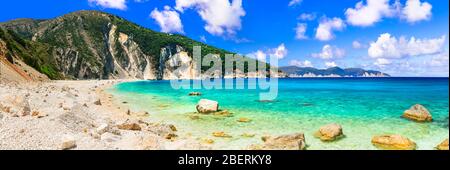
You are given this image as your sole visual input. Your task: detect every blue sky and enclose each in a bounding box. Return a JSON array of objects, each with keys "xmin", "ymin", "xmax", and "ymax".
[{"xmin": 0, "ymin": 0, "xmax": 448, "ymax": 76}]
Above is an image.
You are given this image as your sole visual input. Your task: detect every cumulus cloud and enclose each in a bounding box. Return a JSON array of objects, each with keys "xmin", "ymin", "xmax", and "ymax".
[
  {"xmin": 368, "ymin": 33, "xmax": 446, "ymax": 59},
  {"xmin": 289, "ymin": 60, "xmax": 313, "ymax": 67},
  {"xmin": 288, "ymin": 0, "xmax": 303, "ymax": 7},
  {"xmin": 402, "ymin": 0, "xmax": 432, "ymax": 23},
  {"xmin": 248, "ymin": 44, "xmax": 288, "ymax": 61},
  {"xmin": 295, "ymin": 23, "xmax": 308, "ymax": 40},
  {"xmin": 88, "ymin": 0, "xmax": 127, "ymax": 10},
  {"xmin": 315, "ymin": 17, "xmax": 345, "ymax": 41},
  {"xmin": 150, "ymin": 6, "xmax": 184, "ymax": 34},
  {"xmin": 345, "ymin": 0, "xmax": 433, "ymax": 26},
  {"xmin": 345, "ymin": 0, "xmax": 394, "ymax": 27},
  {"xmin": 325, "ymin": 61, "xmax": 338, "ymax": 68},
  {"xmin": 312, "ymin": 45, "xmax": 346, "ymax": 60},
  {"xmin": 175, "ymin": 0, "xmax": 246, "ymax": 37},
  {"xmin": 298, "ymin": 13, "xmax": 316, "ymax": 21}
]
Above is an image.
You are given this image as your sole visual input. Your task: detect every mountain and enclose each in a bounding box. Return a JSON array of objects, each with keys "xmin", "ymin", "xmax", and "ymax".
[
  {"xmin": 1, "ymin": 10, "xmax": 265, "ymax": 81},
  {"xmin": 279, "ymin": 66, "xmax": 390, "ymax": 77}
]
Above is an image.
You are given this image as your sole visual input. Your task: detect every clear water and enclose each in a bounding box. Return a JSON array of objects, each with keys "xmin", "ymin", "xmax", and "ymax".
[{"xmin": 108, "ymin": 78, "xmax": 449, "ymax": 150}]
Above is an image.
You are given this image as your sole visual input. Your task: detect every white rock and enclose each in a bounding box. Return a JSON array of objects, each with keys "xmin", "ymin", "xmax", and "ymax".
[
  {"xmin": 196, "ymin": 99, "xmax": 219, "ymax": 113},
  {"xmin": 60, "ymin": 135, "xmax": 77, "ymax": 150}
]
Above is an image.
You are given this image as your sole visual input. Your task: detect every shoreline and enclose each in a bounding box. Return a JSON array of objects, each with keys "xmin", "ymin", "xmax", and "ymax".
[
  {"xmin": 1, "ymin": 79, "xmax": 448, "ymax": 150},
  {"xmin": 0, "ymin": 79, "xmax": 211, "ymax": 150}
]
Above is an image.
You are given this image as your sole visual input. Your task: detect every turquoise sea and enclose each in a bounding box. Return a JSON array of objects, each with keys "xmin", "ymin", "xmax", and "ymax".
[{"xmin": 109, "ymin": 78, "xmax": 449, "ymax": 150}]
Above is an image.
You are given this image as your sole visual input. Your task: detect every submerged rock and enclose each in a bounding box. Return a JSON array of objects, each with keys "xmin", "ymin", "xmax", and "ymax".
[
  {"xmin": 237, "ymin": 117, "xmax": 251, "ymax": 123},
  {"xmin": 436, "ymin": 139, "xmax": 449, "ymax": 150},
  {"xmin": 251, "ymin": 133, "xmax": 306, "ymax": 150},
  {"xmin": 188, "ymin": 92, "xmax": 202, "ymax": 96},
  {"xmin": 196, "ymin": 99, "xmax": 219, "ymax": 113},
  {"xmin": 314, "ymin": 123, "xmax": 344, "ymax": 141},
  {"xmin": 212, "ymin": 131, "xmax": 232, "ymax": 138},
  {"xmin": 402, "ymin": 104, "xmax": 432, "ymax": 122},
  {"xmin": 371, "ymin": 135, "xmax": 416, "ymax": 150}
]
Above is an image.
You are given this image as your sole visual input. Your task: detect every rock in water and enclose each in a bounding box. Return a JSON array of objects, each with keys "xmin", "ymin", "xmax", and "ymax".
[
  {"xmin": 314, "ymin": 123, "xmax": 344, "ymax": 141},
  {"xmin": 196, "ymin": 99, "xmax": 219, "ymax": 114},
  {"xmin": 436, "ymin": 139, "xmax": 449, "ymax": 150},
  {"xmin": 402, "ymin": 104, "xmax": 432, "ymax": 122},
  {"xmin": 254, "ymin": 133, "xmax": 306, "ymax": 150},
  {"xmin": 371, "ymin": 135, "xmax": 416, "ymax": 150},
  {"xmin": 60, "ymin": 135, "xmax": 77, "ymax": 150},
  {"xmin": 188, "ymin": 92, "xmax": 202, "ymax": 96}
]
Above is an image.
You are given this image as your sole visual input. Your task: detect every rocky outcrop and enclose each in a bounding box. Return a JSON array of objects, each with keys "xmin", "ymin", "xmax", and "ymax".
[
  {"xmin": 436, "ymin": 139, "xmax": 449, "ymax": 150},
  {"xmin": 250, "ymin": 133, "xmax": 306, "ymax": 150},
  {"xmin": 402, "ymin": 104, "xmax": 432, "ymax": 122},
  {"xmin": 371, "ymin": 135, "xmax": 416, "ymax": 150},
  {"xmin": 314, "ymin": 123, "xmax": 344, "ymax": 141},
  {"xmin": 196, "ymin": 99, "xmax": 219, "ymax": 114}
]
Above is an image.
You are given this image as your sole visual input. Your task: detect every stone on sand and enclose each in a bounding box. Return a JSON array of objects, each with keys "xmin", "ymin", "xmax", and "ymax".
[
  {"xmin": 371, "ymin": 135, "xmax": 416, "ymax": 150},
  {"xmin": 314, "ymin": 123, "xmax": 344, "ymax": 141},
  {"xmin": 60, "ymin": 135, "xmax": 77, "ymax": 150},
  {"xmin": 251, "ymin": 133, "xmax": 306, "ymax": 150},
  {"xmin": 436, "ymin": 139, "xmax": 449, "ymax": 150}
]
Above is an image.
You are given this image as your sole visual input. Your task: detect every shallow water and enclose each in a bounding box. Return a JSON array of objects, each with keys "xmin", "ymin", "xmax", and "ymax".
[{"xmin": 108, "ymin": 78, "xmax": 449, "ymax": 150}]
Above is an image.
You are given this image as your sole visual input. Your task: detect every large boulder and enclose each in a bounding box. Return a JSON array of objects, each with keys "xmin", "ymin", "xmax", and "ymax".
[
  {"xmin": 250, "ymin": 133, "xmax": 306, "ymax": 150},
  {"xmin": 371, "ymin": 135, "xmax": 416, "ymax": 150},
  {"xmin": 314, "ymin": 123, "xmax": 344, "ymax": 141},
  {"xmin": 402, "ymin": 104, "xmax": 432, "ymax": 122},
  {"xmin": 436, "ymin": 139, "xmax": 449, "ymax": 150},
  {"xmin": 196, "ymin": 99, "xmax": 219, "ymax": 114}
]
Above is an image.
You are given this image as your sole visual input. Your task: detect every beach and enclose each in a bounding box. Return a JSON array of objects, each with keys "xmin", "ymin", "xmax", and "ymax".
[
  {"xmin": 0, "ymin": 80, "xmax": 213, "ymax": 150},
  {"xmin": 0, "ymin": 78, "xmax": 448, "ymax": 150}
]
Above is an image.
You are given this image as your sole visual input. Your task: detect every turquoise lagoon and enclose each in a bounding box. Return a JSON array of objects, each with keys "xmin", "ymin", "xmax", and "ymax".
[{"xmin": 109, "ymin": 78, "xmax": 449, "ymax": 150}]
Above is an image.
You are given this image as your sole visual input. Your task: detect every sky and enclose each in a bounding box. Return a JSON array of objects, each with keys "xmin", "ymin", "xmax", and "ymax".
[{"xmin": 0, "ymin": 0, "xmax": 449, "ymax": 77}]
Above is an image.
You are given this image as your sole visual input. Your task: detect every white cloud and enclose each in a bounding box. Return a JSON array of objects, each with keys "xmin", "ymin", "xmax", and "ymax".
[
  {"xmin": 298, "ymin": 13, "xmax": 316, "ymax": 21},
  {"xmin": 150, "ymin": 6, "xmax": 184, "ymax": 34},
  {"xmin": 374, "ymin": 58, "xmax": 392, "ymax": 67},
  {"xmin": 428, "ymin": 52, "xmax": 449, "ymax": 67},
  {"xmin": 312, "ymin": 45, "xmax": 346, "ymax": 60},
  {"xmin": 402, "ymin": 0, "xmax": 432, "ymax": 23},
  {"xmin": 175, "ymin": 0, "xmax": 246, "ymax": 37},
  {"xmin": 295, "ymin": 23, "xmax": 308, "ymax": 40},
  {"xmin": 352, "ymin": 41, "xmax": 363, "ymax": 49},
  {"xmin": 368, "ymin": 33, "xmax": 446, "ymax": 58},
  {"xmin": 271, "ymin": 44, "xmax": 288, "ymax": 59},
  {"xmin": 288, "ymin": 0, "xmax": 303, "ymax": 7},
  {"xmin": 289, "ymin": 60, "xmax": 313, "ymax": 67},
  {"xmin": 325, "ymin": 61, "xmax": 338, "ymax": 68},
  {"xmin": 248, "ymin": 44, "xmax": 288, "ymax": 61},
  {"xmin": 88, "ymin": 0, "xmax": 127, "ymax": 10},
  {"xmin": 315, "ymin": 17, "xmax": 345, "ymax": 41},
  {"xmin": 345, "ymin": 0, "xmax": 394, "ymax": 27}
]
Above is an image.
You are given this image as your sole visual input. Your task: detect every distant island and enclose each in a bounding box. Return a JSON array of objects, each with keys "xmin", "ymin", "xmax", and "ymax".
[{"xmin": 279, "ymin": 66, "xmax": 390, "ymax": 78}]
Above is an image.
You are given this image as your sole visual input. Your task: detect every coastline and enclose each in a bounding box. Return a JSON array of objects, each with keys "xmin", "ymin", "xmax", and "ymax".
[
  {"xmin": 0, "ymin": 79, "xmax": 211, "ymax": 150},
  {"xmin": 1, "ymin": 79, "xmax": 448, "ymax": 150}
]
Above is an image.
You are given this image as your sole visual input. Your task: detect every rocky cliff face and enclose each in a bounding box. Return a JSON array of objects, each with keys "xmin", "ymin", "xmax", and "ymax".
[{"xmin": 1, "ymin": 10, "xmax": 266, "ymax": 81}]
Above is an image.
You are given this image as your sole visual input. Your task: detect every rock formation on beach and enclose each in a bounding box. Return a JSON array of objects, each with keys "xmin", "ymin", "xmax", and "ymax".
[
  {"xmin": 371, "ymin": 135, "xmax": 416, "ymax": 150},
  {"xmin": 436, "ymin": 139, "xmax": 449, "ymax": 150},
  {"xmin": 314, "ymin": 123, "xmax": 344, "ymax": 141},
  {"xmin": 249, "ymin": 133, "xmax": 307, "ymax": 150},
  {"xmin": 196, "ymin": 99, "xmax": 219, "ymax": 114},
  {"xmin": 402, "ymin": 104, "xmax": 433, "ymax": 122}
]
